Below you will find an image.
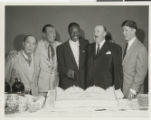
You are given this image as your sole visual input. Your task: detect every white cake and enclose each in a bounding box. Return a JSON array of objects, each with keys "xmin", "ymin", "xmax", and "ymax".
[{"xmin": 54, "ymin": 86, "xmax": 120, "ymax": 109}]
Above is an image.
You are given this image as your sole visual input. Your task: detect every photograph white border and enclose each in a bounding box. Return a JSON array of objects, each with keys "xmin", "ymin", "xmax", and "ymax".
[{"xmin": 0, "ymin": 1, "xmax": 150, "ymax": 120}]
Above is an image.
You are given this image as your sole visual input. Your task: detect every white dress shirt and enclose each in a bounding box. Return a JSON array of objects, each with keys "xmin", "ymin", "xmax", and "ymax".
[
  {"xmin": 69, "ymin": 40, "xmax": 80, "ymax": 68},
  {"xmin": 95, "ymin": 39, "xmax": 106, "ymax": 54},
  {"xmin": 127, "ymin": 36, "xmax": 136, "ymax": 52}
]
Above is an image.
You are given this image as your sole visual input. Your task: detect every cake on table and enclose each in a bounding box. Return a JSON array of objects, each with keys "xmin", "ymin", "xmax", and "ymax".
[{"xmin": 47, "ymin": 86, "xmax": 124, "ymax": 110}]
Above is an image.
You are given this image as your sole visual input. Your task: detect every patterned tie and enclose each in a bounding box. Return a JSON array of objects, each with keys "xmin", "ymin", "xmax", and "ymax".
[
  {"xmin": 48, "ymin": 43, "xmax": 55, "ymax": 61},
  {"xmin": 123, "ymin": 42, "xmax": 128, "ymax": 59}
]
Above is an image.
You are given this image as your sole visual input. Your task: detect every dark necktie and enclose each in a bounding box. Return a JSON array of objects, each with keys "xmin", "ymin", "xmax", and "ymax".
[
  {"xmin": 48, "ymin": 43, "xmax": 55, "ymax": 61},
  {"xmin": 123, "ymin": 42, "xmax": 128, "ymax": 59},
  {"xmin": 96, "ymin": 44, "xmax": 100, "ymax": 55}
]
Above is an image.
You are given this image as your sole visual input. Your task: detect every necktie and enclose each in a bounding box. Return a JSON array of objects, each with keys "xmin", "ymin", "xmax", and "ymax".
[
  {"xmin": 48, "ymin": 43, "xmax": 55, "ymax": 61},
  {"xmin": 28, "ymin": 55, "xmax": 32, "ymax": 66},
  {"xmin": 123, "ymin": 42, "xmax": 128, "ymax": 59},
  {"xmin": 96, "ymin": 44, "xmax": 100, "ymax": 55}
]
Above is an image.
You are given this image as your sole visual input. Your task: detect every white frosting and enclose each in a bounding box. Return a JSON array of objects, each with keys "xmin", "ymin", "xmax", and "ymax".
[
  {"xmin": 54, "ymin": 86, "xmax": 120, "ymax": 108},
  {"xmin": 56, "ymin": 86, "xmax": 117, "ymax": 100}
]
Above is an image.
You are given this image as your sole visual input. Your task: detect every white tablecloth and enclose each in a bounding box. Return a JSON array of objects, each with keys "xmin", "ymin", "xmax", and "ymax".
[{"xmin": 5, "ymin": 99, "xmax": 149, "ymax": 118}]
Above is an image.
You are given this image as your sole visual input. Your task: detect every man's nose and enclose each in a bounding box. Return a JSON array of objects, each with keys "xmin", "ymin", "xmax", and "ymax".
[{"xmin": 73, "ymin": 32, "xmax": 78, "ymax": 35}]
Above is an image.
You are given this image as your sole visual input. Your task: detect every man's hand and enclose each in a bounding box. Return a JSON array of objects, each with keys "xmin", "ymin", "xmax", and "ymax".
[
  {"xmin": 127, "ymin": 90, "xmax": 136, "ymax": 100},
  {"xmin": 6, "ymin": 50, "xmax": 18, "ymax": 61},
  {"xmin": 67, "ymin": 69, "xmax": 74, "ymax": 79},
  {"xmin": 114, "ymin": 89, "xmax": 124, "ymax": 99}
]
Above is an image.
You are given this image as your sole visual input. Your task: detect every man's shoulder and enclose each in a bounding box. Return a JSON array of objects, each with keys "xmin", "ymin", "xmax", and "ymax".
[
  {"xmin": 135, "ymin": 39, "xmax": 147, "ymax": 53},
  {"xmin": 37, "ymin": 39, "xmax": 44, "ymax": 44},
  {"xmin": 87, "ymin": 43, "xmax": 95, "ymax": 53},
  {"xmin": 9, "ymin": 50, "xmax": 23, "ymax": 64},
  {"xmin": 135, "ymin": 39, "xmax": 147, "ymax": 49},
  {"xmin": 57, "ymin": 40, "xmax": 69, "ymax": 50},
  {"xmin": 55, "ymin": 41, "xmax": 62, "ymax": 46},
  {"xmin": 79, "ymin": 38, "xmax": 89, "ymax": 45},
  {"xmin": 89, "ymin": 42, "xmax": 95, "ymax": 47},
  {"xmin": 36, "ymin": 39, "xmax": 45, "ymax": 49},
  {"xmin": 108, "ymin": 41, "xmax": 122, "ymax": 51}
]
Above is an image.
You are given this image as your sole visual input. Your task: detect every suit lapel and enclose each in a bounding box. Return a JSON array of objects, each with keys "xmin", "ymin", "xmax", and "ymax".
[
  {"xmin": 94, "ymin": 41, "xmax": 108, "ymax": 58},
  {"xmin": 123, "ymin": 39, "xmax": 138, "ymax": 64},
  {"xmin": 67, "ymin": 41, "xmax": 79, "ymax": 70},
  {"xmin": 79, "ymin": 39, "xmax": 85, "ymax": 70}
]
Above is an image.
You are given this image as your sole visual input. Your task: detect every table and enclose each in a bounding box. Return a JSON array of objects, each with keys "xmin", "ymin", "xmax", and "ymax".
[{"xmin": 5, "ymin": 99, "xmax": 149, "ymax": 118}]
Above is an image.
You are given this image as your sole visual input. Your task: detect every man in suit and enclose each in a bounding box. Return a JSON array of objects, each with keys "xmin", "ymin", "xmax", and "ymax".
[
  {"xmin": 121, "ymin": 20, "xmax": 148, "ymax": 100},
  {"xmin": 87, "ymin": 25, "xmax": 123, "ymax": 93},
  {"xmin": 6, "ymin": 24, "xmax": 61, "ymax": 97},
  {"xmin": 36, "ymin": 24, "xmax": 61, "ymax": 97},
  {"xmin": 57, "ymin": 22, "xmax": 89, "ymax": 89},
  {"xmin": 5, "ymin": 35, "xmax": 40, "ymax": 96}
]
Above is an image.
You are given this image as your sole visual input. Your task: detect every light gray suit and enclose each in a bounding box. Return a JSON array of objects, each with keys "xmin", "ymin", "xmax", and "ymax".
[
  {"xmin": 122, "ymin": 38, "xmax": 148, "ymax": 98},
  {"xmin": 36, "ymin": 40, "xmax": 61, "ymax": 92},
  {"xmin": 5, "ymin": 50, "xmax": 40, "ymax": 96}
]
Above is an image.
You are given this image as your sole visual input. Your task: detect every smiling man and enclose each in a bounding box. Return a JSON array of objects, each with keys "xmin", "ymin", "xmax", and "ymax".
[
  {"xmin": 36, "ymin": 24, "xmax": 61, "ymax": 97},
  {"xmin": 86, "ymin": 25, "xmax": 123, "ymax": 94},
  {"xmin": 57, "ymin": 22, "xmax": 89, "ymax": 89}
]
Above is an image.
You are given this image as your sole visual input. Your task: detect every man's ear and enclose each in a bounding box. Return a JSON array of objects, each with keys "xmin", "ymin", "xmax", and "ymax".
[
  {"xmin": 42, "ymin": 32, "xmax": 46, "ymax": 39},
  {"xmin": 133, "ymin": 28, "xmax": 136, "ymax": 33},
  {"xmin": 103, "ymin": 31, "xmax": 107, "ymax": 37},
  {"xmin": 22, "ymin": 41, "xmax": 25, "ymax": 48}
]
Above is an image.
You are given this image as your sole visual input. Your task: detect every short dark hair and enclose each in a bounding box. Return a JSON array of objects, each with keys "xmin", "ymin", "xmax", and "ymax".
[
  {"xmin": 102, "ymin": 25, "xmax": 107, "ymax": 32},
  {"xmin": 68, "ymin": 22, "xmax": 80, "ymax": 33},
  {"xmin": 23, "ymin": 35, "xmax": 37, "ymax": 43},
  {"xmin": 42, "ymin": 24, "xmax": 54, "ymax": 33},
  {"xmin": 121, "ymin": 20, "xmax": 137, "ymax": 30},
  {"xmin": 101, "ymin": 25, "xmax": 111, "ymax": 41}
]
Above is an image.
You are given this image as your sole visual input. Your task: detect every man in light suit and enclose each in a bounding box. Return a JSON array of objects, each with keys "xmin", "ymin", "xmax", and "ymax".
[
  {"xmin": 36, "ymin": 24, "xmax": 61, "ymax": 96},
  {"xmin": 57, "ymin": 22, "xmax": 89, "ymax": 89},
  {"xmin": 86, "ymin": 25, "xmax": 123, "ymax": 95},
  {"xmin": 121, "ymin": 20, "xmax": 148, "ymax": 100},
  {"xmin": 5, "ymin": 35, "xmax": 40, "ymax": 96}
]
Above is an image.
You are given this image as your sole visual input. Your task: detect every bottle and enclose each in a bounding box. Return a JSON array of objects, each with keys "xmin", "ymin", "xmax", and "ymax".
[
  {"xmin": 5, "ymin": 81, "xmax": 11, "ymax": 93},
  {"xmin": 12, "ymin": 78, "xmax": 25, "ymax": 94}
]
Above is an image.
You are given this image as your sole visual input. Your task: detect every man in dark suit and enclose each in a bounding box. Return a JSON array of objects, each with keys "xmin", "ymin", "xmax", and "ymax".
[
  {"xmin": 57, "ymin": 22, "xmax": 89, "ymax": 89},
  {"xmin": 86, "ymin": 25, "xmax": 123, "ymax": 91}
]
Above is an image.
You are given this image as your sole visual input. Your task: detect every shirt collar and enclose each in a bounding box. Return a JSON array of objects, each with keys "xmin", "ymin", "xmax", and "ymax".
[
  {"xmin": 69, "ymin": 39, "xmax": 79, "ymax": 46},
  {"xmin": 128, "ymin": 36, "xmax": 136, "ymax": 45},
  {"xmin": 96, "ymin": 39, "xmax": 106, "ymax": 46},
  {"xmin": 22, "ymin": 51, "xmax": 33, "ymax": 59},
  {"xmin": 44, "ymin": 40, "xmax": 53, "ymax": 47}
]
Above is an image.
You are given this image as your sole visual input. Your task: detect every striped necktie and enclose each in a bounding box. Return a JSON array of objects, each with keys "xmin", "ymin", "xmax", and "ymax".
[{"xmin": 48, "ymin": 43, "xmax": 55, "ymax": 61}]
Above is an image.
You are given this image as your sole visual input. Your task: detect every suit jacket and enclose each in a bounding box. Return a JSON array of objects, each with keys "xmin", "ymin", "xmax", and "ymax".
[
  {"xmin": 122, "ymin": 38, "xmax": 148, "ymax": 97},
  {"xmin": 57, "ymin": 38, "xmax": 89, "ymax": 89},
  {"xmin": 5, "ymin": 50, "xmax": 40, "ymax": 96},
  {"xmin": 36, "ymin": 40, "xmax": 61, "ymax": 92},
  {"xmin": 86, "ymin": 41, "xmax": 123, "ymax": 90}
]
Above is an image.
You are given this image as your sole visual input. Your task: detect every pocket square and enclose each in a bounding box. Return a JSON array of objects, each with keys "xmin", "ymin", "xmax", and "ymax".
[{"xmin": 106, "ymin": 51, "xmax": 111, "ymax": 55}]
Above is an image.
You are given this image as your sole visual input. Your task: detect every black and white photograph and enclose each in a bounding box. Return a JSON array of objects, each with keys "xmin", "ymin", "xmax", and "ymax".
[{"xmin": 2, "ymin": 3, "xmax": 149, "ymax": 119}]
